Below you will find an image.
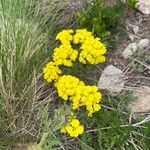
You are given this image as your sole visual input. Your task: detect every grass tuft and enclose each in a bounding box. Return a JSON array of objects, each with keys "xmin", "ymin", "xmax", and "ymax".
[{"xmin": 0, "ymin": 0, "xmax": 72, "ymax": 149}]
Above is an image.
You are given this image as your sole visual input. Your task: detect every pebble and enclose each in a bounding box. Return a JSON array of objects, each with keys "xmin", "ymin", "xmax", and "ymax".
[{"xmin": 98, "ymin": 65, "xmax": 124, "ymax": 93}]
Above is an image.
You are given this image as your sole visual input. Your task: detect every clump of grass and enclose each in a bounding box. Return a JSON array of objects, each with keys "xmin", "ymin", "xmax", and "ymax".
[{"xmin": 0, "ymin": 0, "xmax": 72, "ymax": 149}]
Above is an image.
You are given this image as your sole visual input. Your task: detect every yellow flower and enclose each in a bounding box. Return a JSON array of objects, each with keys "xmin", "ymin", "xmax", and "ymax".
[
  {"xmin": 66, "ymin": 89, "xmax": 74, "ymax": 96},
  {"xmin": 56, "ymin": 29, "xmax": 74, "ymax": 44},
  {"xmin": 81, "ymin": 96, "xmax": 87, "ymax": 103},
  {"xmin": 63, "ymin": 60, "xmax": 73, "ymax": 67},
  {"xmin": 57, "ymin": 77, "xmax": 102, "ymax": 116},
  {"xmin": 43, "ymin": 61, "xmax": 62, "ymax": 83},
  {"xmin": 55, "ymin": 75, "xmax": 81, "ymax": 100},
  {"xmin": 73, "ymin": 29, "xmax": 93, "ymax": 44},
  {"xmin": 53, "ymin": 44, "xmax": 78, "ymax": 67},
  {"xmin": 93, "ymin": 104, "xmax": 101, "ymax": 111},
  {"xmin": 70, "ymin": 131, "xmax": 79, "ymax": 137},
  {"xmin": 53, "ymin": 29, "xmax": 107, "ymax": 66},
  {"xmin": 61, "ymin": 127, "xmax": 66, "ymax": 133},
  {"xmin": 94, "ymin": 92, "xmax": 102, "ymax": 102},
  {"xmin": 76, "ymin": 125, "xmax": 84, "ymax": 134},
  {"xmin": 61, "ymin": 93, "xmax": 68, "ymax": 100},
  {"xmin": 79, "ymin": 56, "xmax": 86, "ymax": 64},
  {"xmin": 71, "ymin": 119, "xmax": 80, "ymax": 128},
  {"xmin": 72, "ymin": 102, "xmax": 80, "ymax": 110},
  {"xmin": 78, "ymin": 34, "xmax": 107, "ymax": 64},
  {"xmin": 61, "ymin": 117, "xmax": 84, "ymax": 137},
  {"xmin": 70, "ymin": 50, "xmax": 78, "ymax": 61},
  {"xmin": 65, "ymin": 125, "xmax": 73, "ymax": 134}
]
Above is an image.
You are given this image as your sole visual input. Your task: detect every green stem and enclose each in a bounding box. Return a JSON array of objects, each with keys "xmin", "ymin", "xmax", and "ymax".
[{"xmin": 38, "ymin": 133, "xmax": 48, "ymax": 147}]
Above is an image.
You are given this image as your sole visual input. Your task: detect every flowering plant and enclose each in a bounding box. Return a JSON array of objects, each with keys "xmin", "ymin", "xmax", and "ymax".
[
  {"xmin": 43, "ymin": 29, "xmax": 107, "ymax": 137},
  {"xmin": 61, "ymin": 118, "xmax": 84, "ymax": 138}
]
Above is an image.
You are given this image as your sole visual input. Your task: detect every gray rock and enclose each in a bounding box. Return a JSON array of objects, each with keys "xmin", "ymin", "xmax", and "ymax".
[
  {"xmin": 122, "ymin": 39, "xmax": 149, "ymax": 59},
  {"xmin": 129, "ymin": 86, "xmax": 150, "ymax": 114},
  {"xmin": 98, "ymin": 65, "xmax": 124, "ymax": 93},
  {"xmin": 133, "ymin": 25, "xmax": 139, "ymax": 34},
  {"xmin": 136, "ymin": 0, "xmax": 150, "ymax": 15},
  {"xmin": 137, "ymin": 39, "xmax": 149, "ymax": 49},
  {"xmin": 122, "ymin": 42, "xmax": 138, "ymax": 59}
]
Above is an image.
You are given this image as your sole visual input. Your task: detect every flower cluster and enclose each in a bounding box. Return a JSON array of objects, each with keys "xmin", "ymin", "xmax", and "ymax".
[
  {"xmin": 56, "ymin": 29, "xmax": 74, "ymax": 44},
  {"xmin": 55, "ymin": 75, "xmax": 102, "ymax": 117},
  {"xmin": 54, "ymin": 75, "xmax": 84, "ymax": 100},
  {"xmin": 73, "ymin": 29, "xmax": 107, "ymax": 64},
  {"xmin": 71, "ymin": 85, "xmax": 102, "ymax": 117},
  {"xmin": 43, "ymin": 29, "xmax": 107, "ymax": 83},
  {"xmin": 79, "ymin": 37, "xmax": 107, "ymax": 64},
  {"xmin": 61, "ymin": 118, "xmax": 84, "ymax": 137},
  {"xmin": 43, "ymin": 62, "xmax": 62, "ymax": 83},
  {"xmin": 53, "ymin": 44, "xmax": 78, "ymax": 66},
  {"xmin": 73, "ymin": 29, "xmax": 93, "ymax": 44},
  {"xmin": 43, "ymin": 29, "xmax": 107, "ymax": 137}
]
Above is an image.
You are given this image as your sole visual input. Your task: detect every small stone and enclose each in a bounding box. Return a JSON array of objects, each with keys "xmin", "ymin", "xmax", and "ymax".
[
  {"xmin": 136, "ymin": 0, "xmax": 150, "ymax": 15},
  {"xmin": 133, "ymin": 25, "xmax": 139, "ymax": 34},
  {"xmin": 122, "ymin": 42, "xmax": 138, "ymax": 59},
  {"xmin": 129, "ymin": 34, "xmax": 135, "ymax": 41},
  {"xmin": 137, "ymin": 39, "xmax": 149, "ymax": 49},
  {"xmin": 98, "ymin": 65, "xmax": 124, "ymax": 93},
  {"xmin": 129, "ymin": 86, "xmax": 150, "ymax": 113},
  {"xmin": 122, "ymin": 39, "xmax": 149, "ymax": 59}
]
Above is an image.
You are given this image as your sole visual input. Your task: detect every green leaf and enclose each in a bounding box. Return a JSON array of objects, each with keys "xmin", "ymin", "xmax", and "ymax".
[{"xmin": 128, "ymin": 0, "xmax": 137, "ymax": 9}]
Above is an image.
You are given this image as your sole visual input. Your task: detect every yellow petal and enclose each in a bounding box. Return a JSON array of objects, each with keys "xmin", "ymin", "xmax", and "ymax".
[
  {"xmin": 65, "ymin": 125, "xmax": 73, "ymax": 134},
  {"xmin": 63, "ymin": 60, "xmax": 73, "ymax": 66},
  {"xmin": 69, "ymin": 131, "xmax": 79, "ymax": 137},
  {"xmin": 61, "ymin": 127, "xmax": 66, "ymax": 133},
  {"xmin": 93, "ymin": 104, "xmax": 101, "ymax": 111},
  {"xmin": 71, "ymin": 119, "xmax": 80, "ymax": 128},
  {"xmin": 77, "ymin": 125, "xmax": 84, "ymax": 134}
]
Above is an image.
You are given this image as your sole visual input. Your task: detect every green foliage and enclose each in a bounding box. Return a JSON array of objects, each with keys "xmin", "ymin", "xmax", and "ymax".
[
  {"xmin": 75, "ymin": 0, "xmax": 124, "ymax": 49},
  {"xmin": 77, "ymin": 93, "xmax": 150, "ymax": 150},
  {"xmin": 143, "ymin": 123, "xmax": 150, "ymax": 150},
  {"xmin": 38, "ymin": 106, "xmax": 62, "ymax": 150},
  {"xmin": 132, "ymin": 48, "xmax": 150, "ymax": 73},
  {"xmin": 95, "ymin": 111, "xmax": 132, "ymax": 149},
  {"xmin": 39, "ymin": 104, "xmax": 74, "ymax": 149},
  {"xmin": 128, "ymin": 0, "xmax": 137, "ymax": 9}
]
